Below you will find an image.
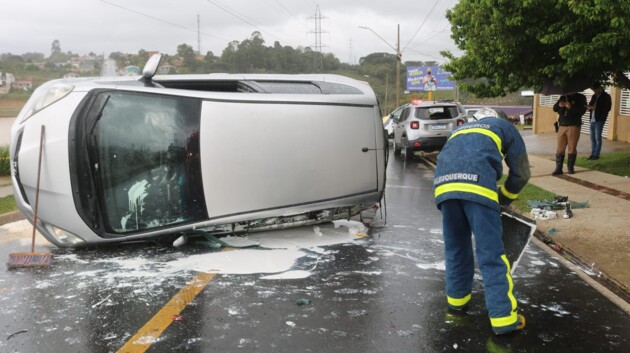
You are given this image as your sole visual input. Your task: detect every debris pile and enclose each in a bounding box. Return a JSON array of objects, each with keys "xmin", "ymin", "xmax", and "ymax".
[{"xmin": 528, "ymin": 195, "xmax": 586, "ymax": 220}]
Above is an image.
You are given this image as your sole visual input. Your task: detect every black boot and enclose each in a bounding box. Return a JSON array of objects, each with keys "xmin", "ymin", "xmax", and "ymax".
[
  {"xmin": 552, "ymin": 153, "xmax": 564, "ymax": 176},
  {"xmin": 567, "ymin": 153, "xmax": 577, "ymax": 174}
]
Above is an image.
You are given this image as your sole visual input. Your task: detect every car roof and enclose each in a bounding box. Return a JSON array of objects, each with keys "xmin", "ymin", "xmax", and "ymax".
[{"xmin": 408, "ymin": 101, "xmax": 458, "ymax": 108}]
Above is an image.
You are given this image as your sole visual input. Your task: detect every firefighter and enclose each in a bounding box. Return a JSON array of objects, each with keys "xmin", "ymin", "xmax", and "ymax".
[{"xmin": 433, "ymin": 113, "xmax": 531, "ymax": 335}]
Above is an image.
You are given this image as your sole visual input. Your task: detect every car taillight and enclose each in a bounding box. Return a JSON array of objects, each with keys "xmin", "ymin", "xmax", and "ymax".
[
  {"xmin": 410, "ymin": 121, "xmax": 420, "ymax": 129},
  {"xmin": 456, "ymin": 119, "xmax": 465, "ymax": 126}
]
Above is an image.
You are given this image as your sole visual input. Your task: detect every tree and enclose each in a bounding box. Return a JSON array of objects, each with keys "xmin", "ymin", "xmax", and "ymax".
[
  {"xmin": 109, "ymin": 51, "xmax": 127, "ymax": 69},
  {"xmin": 359, "ymin": 52, "xmax": 398, "ymax": 66},
  {"xmin": 49, "ymin": 39, "xmax": 64, "ymax": 63},
  {"xmin": 220, "ymin": 41, "xmax": 240, "ymax": 72},
  {"xmin": 239, "ymin": 31, "xmax": 267, "ymax": 72},
  {"xmin": 51, "ymin": 40, "xmax": 61, "ymax": 57},
  {"xmin": 22, "ymin": 52, "xmax": 45, "ymax": 63},
  {"xmin": 442, "ymin": 0, "xmax": 630, "ymax": 97},
  {"xmin": 0, "ymin": 53, "xmax": 24, "ymax": 71},
  {"xmin": 177, "ymin": 43, "xmax": 197, "ymax": 70}
]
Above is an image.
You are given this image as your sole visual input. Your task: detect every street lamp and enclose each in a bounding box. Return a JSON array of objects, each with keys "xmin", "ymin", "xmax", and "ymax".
[{"xmin": 359, "ymin": 24, "xmax": 401, "ymax": 107}]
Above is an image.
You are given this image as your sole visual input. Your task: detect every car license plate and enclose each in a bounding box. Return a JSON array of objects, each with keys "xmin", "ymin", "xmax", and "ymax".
[{"xmin": 431, "ymin": 124, "xmax": 446, "ymax": 130}]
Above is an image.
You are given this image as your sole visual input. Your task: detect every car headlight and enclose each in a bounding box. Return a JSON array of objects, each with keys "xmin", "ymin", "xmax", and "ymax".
[
  {"xmin": 19, "ymin": 82, "xmax": 73, "ymax": 122},
  {"xmin": 44, "ymin": 223, "xmax": 86, "ymax": 246}
]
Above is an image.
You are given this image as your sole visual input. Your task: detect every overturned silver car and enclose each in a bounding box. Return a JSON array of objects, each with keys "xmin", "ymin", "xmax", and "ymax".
[{"xmin": 10, "ymin": 55, "xmax": 387, "ymax": 247}]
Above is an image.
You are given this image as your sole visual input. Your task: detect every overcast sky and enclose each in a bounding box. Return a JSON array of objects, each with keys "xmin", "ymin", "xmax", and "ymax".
[{"xmin": 1, "ymin": 0, "xmax": 460, "ymax": 64}]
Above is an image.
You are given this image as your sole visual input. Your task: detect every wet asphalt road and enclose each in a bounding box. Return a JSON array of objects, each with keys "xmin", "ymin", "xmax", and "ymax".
[{"xmin": 1, "ymin": 150, "xmax": 629, "ymax": 353}]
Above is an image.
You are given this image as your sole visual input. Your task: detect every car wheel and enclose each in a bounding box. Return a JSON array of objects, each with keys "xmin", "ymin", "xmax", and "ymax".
[
  {"xmin": 405, "ymin": 148, "xmax": 415, "ymax": 160},
  {"xmin": 393, "ymin": 142, "xmax": 401, "ymax": 156}
]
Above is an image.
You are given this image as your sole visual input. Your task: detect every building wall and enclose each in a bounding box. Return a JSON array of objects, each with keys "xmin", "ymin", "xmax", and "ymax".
[
  {"xmin": 532, "ymin": 104, "xmax": 558, "ymax": 134},
  {"xmin": 615, "ymin": 117, "xmax": 630, "ymax": 143}
]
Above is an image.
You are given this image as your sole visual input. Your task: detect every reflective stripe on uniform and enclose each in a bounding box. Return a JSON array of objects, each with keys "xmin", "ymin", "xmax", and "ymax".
[
  {"xmin": 490, "ymin": 254, "xmax": 519, "ymax": 328},
  {"xmin": 500, "ymin": 185, "xmax": 519, "ymax": 200},
  {"xmin": 491, "ymin": 312, "xmax": 519, "ymax": 328},
  {"xmin": 449, "ymin": 128, "xmax": 504, "ymax": 158},
  {"xmin": 447, "ymin": 293, "xmax": 471, "ymax": 307},
  {"xmin": 434, "ymin": 182, "xmax": 499, "ymax": 203}
]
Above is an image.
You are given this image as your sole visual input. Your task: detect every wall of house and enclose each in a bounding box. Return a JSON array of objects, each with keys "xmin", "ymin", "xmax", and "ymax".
[
  {"xmin": 614, "ymin": 115, "xmax": 630, "ymax": 143},
  {"xmin": 532, "ymin": 104, "xmax": 558, "ymax": 134}
]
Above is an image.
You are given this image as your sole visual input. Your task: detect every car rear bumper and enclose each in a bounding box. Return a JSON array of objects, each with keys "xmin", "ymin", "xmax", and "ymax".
[{"xmin": 404, "ymin": 136, "xmax": 447, "ymax": 152}]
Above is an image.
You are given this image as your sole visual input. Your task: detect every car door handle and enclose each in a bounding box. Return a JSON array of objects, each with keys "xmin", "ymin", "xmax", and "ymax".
[{"xmin": 362, "ymin": 147, "xmax": 382, "ymax": 152}]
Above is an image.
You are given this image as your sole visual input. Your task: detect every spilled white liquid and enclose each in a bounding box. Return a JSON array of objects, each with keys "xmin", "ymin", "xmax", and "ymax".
[{"xmin": 6, "ymin": 220, "xmax": 369, "ymax": 286}]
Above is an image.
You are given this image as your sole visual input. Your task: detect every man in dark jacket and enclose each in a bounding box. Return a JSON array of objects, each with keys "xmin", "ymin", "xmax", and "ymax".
[
  {"xmin": 552, "ymin": 92, "xmax": 587, "ymax": 175},
  {"xmin": 586, "ymin": 82, "xmax": 612, "ymax": 160},
  {"xmin": 433, "ymin": 115, "xmax": 530, "ymax": 335}
]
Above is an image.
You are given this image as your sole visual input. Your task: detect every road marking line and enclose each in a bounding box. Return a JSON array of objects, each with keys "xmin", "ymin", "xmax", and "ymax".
[{"xmin": 117, "ymin": 271, "xmax": 217, "ymax": 353}]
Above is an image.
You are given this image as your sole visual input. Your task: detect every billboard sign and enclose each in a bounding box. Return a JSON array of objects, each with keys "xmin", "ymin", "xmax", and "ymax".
[{"xmin": 406, "ymin": 66, "xmax": 455, "ymax": 91}]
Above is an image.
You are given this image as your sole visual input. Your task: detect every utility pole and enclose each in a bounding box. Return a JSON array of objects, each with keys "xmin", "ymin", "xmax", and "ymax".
[
  {"xmin": 348, "ymin": 39, "xmax": 354, "ymax": 65},
  {"xmin": 308, "ymin": 5, "xmax": 327, "ymax": 72},
  {"xmin": 197, "ymin": 14, "xmax": 201, "ymax": 55},
  {"xmin": 396, "ymin": 24, "xmax": 400, "ymax": 107},
  {"xmin": 359, "ymin": 24, "xmax": 402, "ymax": 107},
  {"xmin": 385, "ymin": 73, "xmax": 389, "ymax": 114}
]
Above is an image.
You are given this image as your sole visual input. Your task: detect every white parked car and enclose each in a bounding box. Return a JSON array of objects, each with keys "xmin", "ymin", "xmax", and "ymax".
[
  {"xmin": 10, "ymin": 54, "xmax": 387, "ymax": 247},
  {"xmin": 392, "ymin": 101, "xmax": 466, "ymax": 159},
  {"xmin": 382, "ymin": 104, "xmax": 409, "ymax": 139}
]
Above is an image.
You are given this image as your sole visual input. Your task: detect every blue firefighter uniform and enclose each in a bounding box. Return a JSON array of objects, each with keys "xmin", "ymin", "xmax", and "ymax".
[{"xmin": 433, "ymin": 117, "xmax": 530, "ymax": 334}]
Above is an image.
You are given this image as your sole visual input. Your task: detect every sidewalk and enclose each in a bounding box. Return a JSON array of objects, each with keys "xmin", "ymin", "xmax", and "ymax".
[
  {"xmin": 521, "ymin": 131, "xmax": 630, "ymax": 302},
  {"xmin": 0, "ymin": 175, "xmax": 12, "ymax": 197}
]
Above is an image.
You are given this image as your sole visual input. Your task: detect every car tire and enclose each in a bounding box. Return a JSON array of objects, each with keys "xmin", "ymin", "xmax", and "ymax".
[
  {"xmin": 393, "ymin": 142, "xmax": 401, "ymax": 156},
  {"xmin": 405, "ymin": 148, "xmax": 415, "ymax": 160}
]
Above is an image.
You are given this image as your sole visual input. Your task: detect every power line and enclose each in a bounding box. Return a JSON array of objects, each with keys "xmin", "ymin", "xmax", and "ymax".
[
  {"xmin": 408, "ymin": 26, "xmax": 450, "ymax": 50},
  {"xmin": 405, "ymin": 47, "xmax": 444, "ymax": 62},
  {"xmin": 407, "ymin": 0, "xmax": 456, "ymax": 50},
  {"xmin": 402, "ymin": 0, "xmax": 444, "ymax": 52},
  {"xmin": 98, "ymin": 0, "xmax": 228, "ymax": 41},
  {"xmin": 267, "ymin": 0, "xmax": 310, "ymax": 29},
  {"xmin": 205, "ymin": 0, "xmax": 291, "ymax": 44}
]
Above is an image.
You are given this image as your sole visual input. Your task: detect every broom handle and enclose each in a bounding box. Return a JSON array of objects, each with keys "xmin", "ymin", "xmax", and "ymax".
[{"xmin": 31, "ymin": 125, "xmax": 45, "ymax": 253}]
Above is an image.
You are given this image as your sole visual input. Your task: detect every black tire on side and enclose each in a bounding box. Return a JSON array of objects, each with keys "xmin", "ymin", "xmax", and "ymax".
[{"xmin": 394, "ymin": 142, "xmax": 401, "ymax": 156}]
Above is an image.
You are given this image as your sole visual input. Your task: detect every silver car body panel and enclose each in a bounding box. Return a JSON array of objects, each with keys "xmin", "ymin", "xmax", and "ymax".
[{"xmin": 10, "ymin": 73, "xmax": 386, "ymax": 247}]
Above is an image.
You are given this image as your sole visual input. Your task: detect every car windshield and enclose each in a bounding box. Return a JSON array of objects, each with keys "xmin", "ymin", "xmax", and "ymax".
[
  {"xmin": 415, "ymin": 106, "xmax": 457, "ymax": 120},
  {"xmin": 91, "ymin": 92, "xmax": 207, "ymax": 234}
]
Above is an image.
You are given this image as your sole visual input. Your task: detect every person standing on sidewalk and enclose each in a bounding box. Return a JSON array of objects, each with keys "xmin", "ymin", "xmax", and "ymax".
[
  {"xmin": 433, "ymin": 115, "xmax": 530, "ymax": 335},
  {"xmin": 552, "ymin": 92, "xmax": 587, "ymax": 175},
  {"xmin": 586, "ymin": 82, "xmax": 612, "ymax": 160}
]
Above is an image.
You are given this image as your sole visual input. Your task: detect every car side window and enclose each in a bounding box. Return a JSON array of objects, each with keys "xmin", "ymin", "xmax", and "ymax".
[{"xmin": 399, "ymin": 108, "xmax": 410, "ymax": 122}]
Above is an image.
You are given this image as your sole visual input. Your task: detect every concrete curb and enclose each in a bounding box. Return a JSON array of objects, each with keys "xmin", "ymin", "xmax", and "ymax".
[
  {"xmin": 0, "ymin": 210, "xmax": 24, "ymax": 225},
  {"xmin": 531, "ymin": 235, "xmax": 630, "ymax": 315}
]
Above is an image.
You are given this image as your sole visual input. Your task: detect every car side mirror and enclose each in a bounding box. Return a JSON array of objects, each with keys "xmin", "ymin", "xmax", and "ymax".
[{"xmin": 139, "ymin": 53, "xmax": 162, "ymax": 86}]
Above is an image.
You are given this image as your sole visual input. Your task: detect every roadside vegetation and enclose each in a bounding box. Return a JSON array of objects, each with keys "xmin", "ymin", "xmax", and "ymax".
[
  {"xmin": 0, "ymin": 195, "xmax": 16, "ymax": 214},
  {"xmin": 0, "ymin": 144, "xmax": 15, "ymax": 214},
  {"xmin": 576, "ymin": 151, "xmax": 630, "ymax": 178},
  {"xmin": 499, "ymin": 175, "xmax": 557, "ymax": 215},
  {"xmin": 504, "ymin": 151, "xmax": 630, "ymax": 216},
  {"xmin": 0, "ymin": 145, "xmax": 10, "ymax": 176}
]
